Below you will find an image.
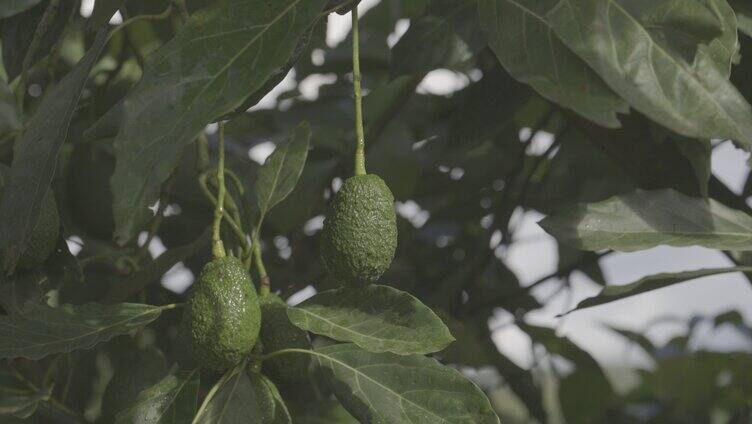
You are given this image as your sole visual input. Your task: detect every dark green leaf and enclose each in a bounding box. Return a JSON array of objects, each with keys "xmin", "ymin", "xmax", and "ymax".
[
  {"xmin": 1, "ymin": 0, "xmax": 77, "ymax": 80},
  {"xmin": 115, "ymin": 370, "xmax": 200, "ymax": 424},
  {"xmin": 0, "ymin": 0, "xmax": 42, "ymax": 19},
  {"xmin": 0, "ymin": 80, "xmax": 21, "ymax": 140},
  {"xmin": 288, "ymin": 284, "xmax": 454, "ymax": 355},
  {"xmin": 0, "ymin": 29, "xmax": 108, "ymax": 272},
  {"xmin": 194, "ymin": 369, "xmax": 290, "ymax": 424},
  {"xmin": 312, "ymin": 343, "xmax": 500, "ymax": 424},
  {"xmin": 106, "ymin": 0, "xmax": 326, "ymax": 244},
  {"xmin": 546, "ymin": 0, "xmax": 752, "ymax": 149},
  {"xmin": 540, "ymin": 189, "xmax": 752, "ymax": 252},
  {"xmin": 478, "ymin": 0, "xmax": 628, "ymax": 128},
  {"xmin": 564, "ymin": 266, "xmax": 752, "ymax": 314},
  {"xmin": 253, "ymin": 122, "xmax": 311, "ymax": 226},
  {"xmin": 0, "ymin": 303, "xmax": 167, "ymax": 360}
]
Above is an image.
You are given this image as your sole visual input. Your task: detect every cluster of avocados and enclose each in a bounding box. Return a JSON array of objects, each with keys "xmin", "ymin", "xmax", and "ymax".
[{"xmin": 181, "ymin": 171, "xmax": 397, "ymax": 381}]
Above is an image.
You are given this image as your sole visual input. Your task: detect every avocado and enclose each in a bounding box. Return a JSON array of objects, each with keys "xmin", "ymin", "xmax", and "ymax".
[
  {"xmin": 259, "ymin": 294, "xmax": 311, "ymax": 387},
  {"xmin": 180, "ymin": 256, "xmax": 261, "ymax": 371},
  {"xmin": 321, "ymin": 174, "xmax": 397, "ymax": 285},
  {"xmin": 100, "ymin": 346, "xmax": 168, "ymax": 422},
  {"xmin": 0, "ymin": 164, "xmax": 59, "ymax": 269}
]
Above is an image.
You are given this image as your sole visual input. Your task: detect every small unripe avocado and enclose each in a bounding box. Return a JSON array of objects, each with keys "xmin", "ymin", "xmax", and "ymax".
[
  {"xmin": 0, "ymin": 164, "xmax": 59, "ymax": 269},
  {"xmin": 100, "ymin": 346, "xmax": 167, "ymax": 422},
  {"xmin": 321, "ymin": 174, "xmax": 397, "ymax": 284},
  {"xmin": 180, "ymin": 256, "xmax": 261, "ymax": 371},
  {"xmin": 259, "ymin": 294, "xmax": 311, "ymax": 387}
]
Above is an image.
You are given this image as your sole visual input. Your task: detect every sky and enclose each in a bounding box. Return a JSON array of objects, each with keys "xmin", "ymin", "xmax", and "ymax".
[{"xmin": 77, "ymin": 0, "xmax": 752, "ymax": 369}]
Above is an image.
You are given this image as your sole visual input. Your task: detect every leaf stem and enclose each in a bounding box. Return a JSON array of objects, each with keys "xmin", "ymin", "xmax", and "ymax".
[
  {"xmin": 351, "ymin": 6, "xmax": 366, "ymax": 177},
  {"xmin": 106, "ymin": 4, "xmax": 173, "ymax": 44},
  {"xmin": 254, "ymin": 347, "xmax": 315, "ymax": 362},
  {"xmin": 211, "ymin": 123, "xmax": 227, "ymax": 259},
  {"xmin": 192, "ymin": 360, "xmax": 245, "ymax": 424},
  {"xmin": 252, "ymin": 233, "xmax": 270, "ymax": 296},
  {"xmin": 16, "ymin": 0, "xmax": 60, "ymax": 112}
]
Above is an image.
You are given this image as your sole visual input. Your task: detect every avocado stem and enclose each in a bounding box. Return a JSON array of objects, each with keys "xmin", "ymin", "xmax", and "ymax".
[
  {"xmin": 211, "ymin": 123, "xmax": 227, "ymax": 259},
  {"xmin": 351, "ymin": 6, "xmax": 366, "ymax": 177},
  {"xmin": 253, "ymin": 234, "xmax": 270, "ymax": 296}
]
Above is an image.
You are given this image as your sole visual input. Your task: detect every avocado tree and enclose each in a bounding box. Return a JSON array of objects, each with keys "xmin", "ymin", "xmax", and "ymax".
[{"xmin": 0, "ymin": 0, "xmax": 751, "ymax": 422}]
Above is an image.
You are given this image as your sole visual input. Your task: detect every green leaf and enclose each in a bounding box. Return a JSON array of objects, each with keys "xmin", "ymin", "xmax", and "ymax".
[
  {"xmin": 311, "ymin": 343, "xmax": 500, "ymax": 424},
  {"xmin": 0, "ymin": 0, "xmax": 42, "ymax": 19},
  {"xmin": 253, "ymin": 122, "xmax": 311, "ymax": 226},
  {"xmin": 194, "ymin": 369, "xmax": 291, "ymax": 424},
  {"xmin": 106, "ymin": 0, "xmax": 326, "ymax": 244},
  {"xmin": 0, "ymin": 29, "xmax": 108, "ymax": 272},
  {"xmin": 0, "ymin": 303, "xmax": 167, "ymax": 360},
  {"xmin": 287, "ymin": 284, "xmax": 454, "ymax": 355},
  {"xmin": 115, "ymin": 370, "xmax": 200, "ymax": 424},
  {"xmin": 563, "ymin": 266, "xmax": 752, "ymax": 314},
  {"xmin": 0, "ymin": 386, "xmax": 50, "ymax": 418},
  {"xmin": 0, "ymin": 80, "xmax": 21, "ymax": 140},
  {"xmin": 478, "ymin": 0, "xmax": 628, "ymax": 128},
  {"xmin": 1, "ymin": 1, "xmax": 77, "ymax": 81},
  {"xmin": 540, "ymin": 189, "xmax": 752, "ymax": 252},
  {"xmin": 545, "ymin": 0, "xmax": 752, "ymax": 149}
]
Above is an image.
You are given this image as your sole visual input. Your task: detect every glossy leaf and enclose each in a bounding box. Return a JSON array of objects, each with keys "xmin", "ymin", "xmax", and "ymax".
[
  {"xmin": 312, "ymin": 343, "xmax": 500, "ymax": 424},
  {"xmin": 564, "ymin": 266, "xmax": 752, "ymax": 314},
  {"xmin": 288, "ymin": 284, "xmax": 454, "ymax": 355},
  {"xmin": 0, "ymin": 303, "xmax": 166, "ymax": 360},
  {"xmin": 194, "ymin": 369, "xmax": 291, "ymax": 424},
  {"xmin": 106, "ymin": 0, "xmax": 326, "ymax": 244},
  {"xmin": 253, "ymin": 122, "xmax": 311, "ymax": 226},
  {"xmin": 540, "ymin": 189, "xmax": 752, "ymax": 252},
  {"xmin": 0, "ymin": 29, "xmax": 108, "ymax": 272},
  {"xmin": 115, "ymin": 370, "xmax": 200, "ymax": 424},
  {"xmin": 0, "ymin": 0, "xmax": 42, "ymax": 19},
  {"xmin": 546, "ymin": 0, "xmax": 752, "ymax": 149},
  {"xmin": 478, "ymin": 0, "xmax": 628, "ymax": 128}
]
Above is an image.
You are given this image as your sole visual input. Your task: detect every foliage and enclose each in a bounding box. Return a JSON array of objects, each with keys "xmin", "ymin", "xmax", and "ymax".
[{"xmin": 0, "ymin": 0, "xmax": 751, "ymax": 423}]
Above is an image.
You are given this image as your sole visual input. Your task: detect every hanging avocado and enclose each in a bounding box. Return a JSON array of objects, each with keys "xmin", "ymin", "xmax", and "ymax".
[
  {"xmin": 321, "ymin": 173, "xmax": 397, "ymax": 285},
  {"xmin": 259, "ymin": 294, "xmax": 312, "ymax": 387},
  {"xmin": 180, "ymin": 256, "xmax": 261, "ymax": 370}
]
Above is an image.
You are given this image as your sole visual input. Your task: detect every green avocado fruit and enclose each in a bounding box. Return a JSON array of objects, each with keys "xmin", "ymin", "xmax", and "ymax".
[
  {"xmin": 259, "ymin": 294, "xmax": 312, "ymax": 387},
  {"xmin": 100, "ymin": 346, "xmax": 168, "ymax": 422},
  {"xmin": 321, "ymin": 174, "xmax": 397, "ymax": 285},
  {"xmin": 0, "ymin": 164, "xmax": 59, "ymax": 269},
  {"xmin": 180, "ymin": 256, "xmax": 261, "ymax": 371}
]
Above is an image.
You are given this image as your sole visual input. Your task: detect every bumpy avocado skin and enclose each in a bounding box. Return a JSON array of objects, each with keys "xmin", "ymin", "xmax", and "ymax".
[
  {"xmin": 100, "ymin": 346, "xmax": 167, "ymax": 422},
  {"xmin": 321, "ymin": 174, "xmax": 397, "ymax": 285},
  {"xmin": 259, "ymin": 294, "xmax": 311, "ymax": 387},
  {"xmin": 0, "ymin": 165, "xmax": 59, "ymax": 269},
  {"xmin": 180, "ymin": 256, "xmax": 261, "ymax": 371}
]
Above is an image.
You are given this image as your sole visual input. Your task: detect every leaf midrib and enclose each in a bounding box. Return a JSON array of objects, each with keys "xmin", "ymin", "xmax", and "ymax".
[{"xmin": 311, "ymin": 348, "xmax": 454, "ymax": 424}]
